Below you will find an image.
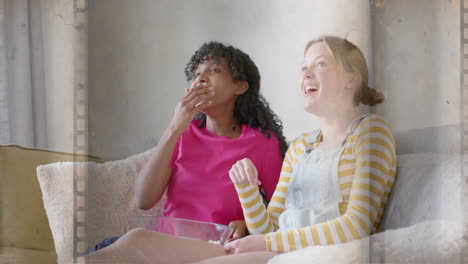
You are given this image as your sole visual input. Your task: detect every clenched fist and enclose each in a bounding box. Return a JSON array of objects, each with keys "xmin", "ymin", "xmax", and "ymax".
[{"xmin": 229, "ymin": 158, "xmax": 261, "ymax": 186}]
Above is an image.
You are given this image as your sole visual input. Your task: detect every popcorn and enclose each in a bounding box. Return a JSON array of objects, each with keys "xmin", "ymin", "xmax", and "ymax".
[{"xmin": 208, "ymin": 240, "xmax": 221, "ymax": 245}]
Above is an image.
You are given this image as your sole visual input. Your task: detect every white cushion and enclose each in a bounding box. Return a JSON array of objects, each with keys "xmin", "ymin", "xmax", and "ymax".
[
  {"xmin": 268, "ymin": 220, "xmax": 467, "ymax": 264},
  {"xmin": 36, "ymin": 148, "xmax": 166, "ymax": 264},
  {"xmin": 379, "ymin": 153, "xmax": 463, "ymax": 231}
]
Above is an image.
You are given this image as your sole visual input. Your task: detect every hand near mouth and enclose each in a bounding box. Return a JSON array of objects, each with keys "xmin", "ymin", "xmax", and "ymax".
[{"xmin": 168, "ymin": 84, "xmax": 215, "ymax": 135}]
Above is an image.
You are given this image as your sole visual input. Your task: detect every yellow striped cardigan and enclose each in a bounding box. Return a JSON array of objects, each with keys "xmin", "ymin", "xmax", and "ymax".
[{"xmin": 234, "ymin": 114, "xmax": 397, "ymax": 252}]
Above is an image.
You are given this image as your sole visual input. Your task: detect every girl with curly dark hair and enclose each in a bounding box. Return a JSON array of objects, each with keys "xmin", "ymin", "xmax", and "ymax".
[
  {"xmin": 135, "ymin": 41, "xmax": 287, "ymax": 223},
  {"xmin": 83, "ymin": 42, "xmax": 288, "ymax": 260}
]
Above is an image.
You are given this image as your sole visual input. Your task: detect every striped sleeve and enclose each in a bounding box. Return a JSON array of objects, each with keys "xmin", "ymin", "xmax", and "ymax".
[
  {"xmin": 234, "ymin": 136, "xmax": 307, "ymax": 234},
  {"xmin": 264, "ymin": 117, "xmax": 396, "ymax": 252}
]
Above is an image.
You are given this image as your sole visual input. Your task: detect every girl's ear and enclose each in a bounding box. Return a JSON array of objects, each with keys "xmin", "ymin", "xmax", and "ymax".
[
  {"xmin": 345, "ymin": 71, "xmax": 362, "ymax": 91},
  {"xmin": 234, "ymin": 81, "xmax": 249, "ymax": 95}
]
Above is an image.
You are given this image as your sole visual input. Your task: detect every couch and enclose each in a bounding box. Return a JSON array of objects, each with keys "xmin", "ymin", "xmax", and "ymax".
[
  {"xmin": 0, "ymin": 145, "xmax": 104, "ymax": 264},
  {"xmin": 2, "ymin": 125, "xmax": 467, "ymax": 263}
]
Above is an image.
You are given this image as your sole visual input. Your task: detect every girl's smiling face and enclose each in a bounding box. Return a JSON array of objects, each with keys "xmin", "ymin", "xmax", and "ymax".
[{"xmin": 300, "ymin": 42, "xmax": 354, "ymax": 116}]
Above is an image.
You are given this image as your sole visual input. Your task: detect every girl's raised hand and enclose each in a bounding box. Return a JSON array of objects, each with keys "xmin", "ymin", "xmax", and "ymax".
[
  {"xmin": 169, "ymin": 82, "xmax": 214, "ymax": 135},
  {"xmin": 229, "ymin": 158, "xmax": 261, "ymax": 186}
]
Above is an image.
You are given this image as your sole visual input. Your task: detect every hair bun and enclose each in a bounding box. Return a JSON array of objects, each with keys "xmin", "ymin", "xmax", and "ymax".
[{"xmin": 361, "ymin": 87, "xmax": 384, "ymax": 106}]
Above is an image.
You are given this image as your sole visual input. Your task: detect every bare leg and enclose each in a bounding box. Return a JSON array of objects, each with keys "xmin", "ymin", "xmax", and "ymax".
[
  {"xmin": 80, "ymin": 228, "xmax": 226, "ymax": 264},
  {"xmin": 193, "ymin": 251, "xmax": 279, "ymax": 264}
]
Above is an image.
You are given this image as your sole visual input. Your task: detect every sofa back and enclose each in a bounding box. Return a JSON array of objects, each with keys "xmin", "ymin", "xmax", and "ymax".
[{"xmin": 378, "ymin": 125, "xmax": 464, "ymax": 231}]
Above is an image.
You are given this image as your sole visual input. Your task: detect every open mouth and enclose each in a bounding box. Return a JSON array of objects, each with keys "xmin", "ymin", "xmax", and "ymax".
[{"xmin": 304, "ymin": 85, "xmax": 318, "ymax": 94}]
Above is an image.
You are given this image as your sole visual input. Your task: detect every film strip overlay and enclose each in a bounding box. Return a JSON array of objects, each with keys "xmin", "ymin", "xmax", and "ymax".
[
  {"xmin": 73, "ymin": 0, "xmax": 89, "ymax": 261},
  {"xmin": 0, "ymin": 1, "xmax": 9, "ymax": 145},
  {"xmin": 367, "ymin": 1, "xmax": 382, "ymax": 262},
  {"xmin": 462, "ymin": 1, "xmax": 468, "ymax": 263}
]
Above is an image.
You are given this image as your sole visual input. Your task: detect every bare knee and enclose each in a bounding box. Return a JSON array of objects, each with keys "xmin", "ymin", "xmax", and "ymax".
[
  {"xmin": 118, "ymin": 227, "xmax": 150, "ymax": 244},
  {"xmin": 126, "ymin": 227, "xmax": 148, "ymax": 237}
]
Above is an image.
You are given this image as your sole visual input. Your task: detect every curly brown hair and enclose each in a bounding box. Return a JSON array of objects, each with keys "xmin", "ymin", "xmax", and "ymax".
[{"xmin": 185, "ymin": 41, "xmax": 288, "ymax": 156}]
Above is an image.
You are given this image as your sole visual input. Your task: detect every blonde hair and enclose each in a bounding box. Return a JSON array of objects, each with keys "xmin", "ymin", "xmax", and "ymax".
[{"xmin": 304, "ymin": 35, "xmax": 384, "ymax": 106}]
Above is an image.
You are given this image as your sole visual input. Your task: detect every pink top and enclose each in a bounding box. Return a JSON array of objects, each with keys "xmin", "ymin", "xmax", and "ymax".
[{"xmin": 163, "ymin": 120, "xmax": 283, "ymax": 226}]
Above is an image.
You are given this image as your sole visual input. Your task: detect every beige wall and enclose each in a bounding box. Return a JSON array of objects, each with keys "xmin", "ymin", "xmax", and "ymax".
[
  {"xmin": 88, "ymin": 0, "xmax": 372, "ymax": 160},
  {"xmin": 40, "ymin": 0, "xmax": 76, "ymax": 153},
  {"xmin": 4, "ymin": 1, "xmax": 459, "ymax": 159},
  {"xmin": 373, "ymin": 0, "xmax": 460, "ymax": 132}
]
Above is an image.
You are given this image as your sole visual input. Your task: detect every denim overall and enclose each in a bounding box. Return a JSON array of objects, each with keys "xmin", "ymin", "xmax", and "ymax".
[{"xmin": 278, "ymin": 115, "xmax": 368, "ymax": 231}]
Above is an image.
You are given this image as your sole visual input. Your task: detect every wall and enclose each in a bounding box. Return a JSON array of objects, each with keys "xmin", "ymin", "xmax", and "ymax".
[
  {"xmin": 40, "ymin": 0, "xmax": 76, "ymax": 153},
  {"xmin": 373, "ymin": 0, "xmax": 460, "ymax": 133},
  {"xmin": 88, "ymin": 0, "xmax": 371, "ymax": 160}
]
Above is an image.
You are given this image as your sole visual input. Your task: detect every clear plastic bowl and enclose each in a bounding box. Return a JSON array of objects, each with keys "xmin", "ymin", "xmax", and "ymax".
[{"xmin": 137, "ymin": 215, "xmax": 234, "ymax": 245}]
